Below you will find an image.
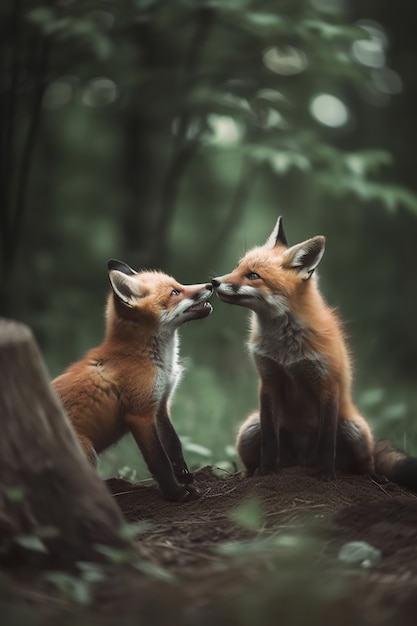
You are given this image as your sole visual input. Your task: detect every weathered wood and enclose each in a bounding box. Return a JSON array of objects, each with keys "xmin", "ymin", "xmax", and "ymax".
[{"xmin": 0, "ymin": 318, "xmax": 130, "ymax": 568}]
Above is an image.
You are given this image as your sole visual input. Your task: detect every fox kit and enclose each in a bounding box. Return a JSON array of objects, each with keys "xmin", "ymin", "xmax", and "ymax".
[
  {"xmin": 53, "ymin": 260, "xmax": 213, "ymax": 502},
  {"xmin": 212, "ymin": 217, "xmax": 417, "ymax": 491}
]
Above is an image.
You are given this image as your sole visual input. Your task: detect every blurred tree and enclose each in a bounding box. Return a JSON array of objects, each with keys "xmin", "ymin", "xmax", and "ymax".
[
  {"xmin": 0, "ymin": 0, "xmax": 51, "ymax": 314},
  {"xmin": 2, "ymin": 0, "xmax": 417, "ymax": 467}
]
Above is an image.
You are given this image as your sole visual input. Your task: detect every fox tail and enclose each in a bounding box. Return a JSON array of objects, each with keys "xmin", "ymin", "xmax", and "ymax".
[{"xmin": 374, "ymin": 440, "xmax": 417, "ymax": 492}]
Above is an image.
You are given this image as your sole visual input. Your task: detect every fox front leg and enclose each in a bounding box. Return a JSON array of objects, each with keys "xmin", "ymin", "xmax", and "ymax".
[
  {"xmin": 316, "ymin": 397, "xmax": 338, "ymax": 480},
  {"xmin": 156, "ymin": 404, "xmax": 194, "ymax": 484},
  {"xmin": 258, "ymin": 386, "xmax": 280, "ymax": 475},
  {"xmin": 127, "ymin": 414, "xmax": 199, "ymax": 502}
]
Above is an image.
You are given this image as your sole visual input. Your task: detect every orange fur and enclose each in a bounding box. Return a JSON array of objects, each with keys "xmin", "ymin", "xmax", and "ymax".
[
  {"xmin": 213, "ymin": 217, "xmax": 376, "ymax": 479},
  {"xmin": 53, "ymin": 260, "xmax": 213, "ymax": 502}
]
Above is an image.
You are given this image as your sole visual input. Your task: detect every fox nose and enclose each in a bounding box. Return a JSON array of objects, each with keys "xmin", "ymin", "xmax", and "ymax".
[
  {"xmin": 205, "ymin": 283, "xmax": 213, "ymax": 292},
  {"xmin": 211, "ymin": 278, "xmax": 220, "ymax": 288}
]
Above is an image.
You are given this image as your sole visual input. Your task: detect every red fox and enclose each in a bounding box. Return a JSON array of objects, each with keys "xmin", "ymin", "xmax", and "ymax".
[
  {"xmin": 212, "ymin": 217, "xmax": 417, "ymax": 491},
  {"xmin": 53, "ymin": 260, "xmax": 213, "ymax": 502}
]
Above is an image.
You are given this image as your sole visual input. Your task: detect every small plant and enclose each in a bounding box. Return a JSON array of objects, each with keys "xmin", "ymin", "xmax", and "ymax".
[{"xmin": 117, "ymin": 466, "xmax": 138, "ymax": 482}]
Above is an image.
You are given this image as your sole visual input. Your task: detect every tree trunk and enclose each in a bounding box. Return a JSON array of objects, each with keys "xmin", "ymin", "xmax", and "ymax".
[{"xmin": 0, "ymin": 318, "xmax": 130, "ymax": 569}]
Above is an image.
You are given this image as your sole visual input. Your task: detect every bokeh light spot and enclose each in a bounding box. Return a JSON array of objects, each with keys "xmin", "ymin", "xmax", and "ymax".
[
  {"xmin": 82, "ymin": 77, "xmax": 118, "ymax": 107},
  {"xmin": 309, "ymin": 93, "xmax": 350, "ymax": 128},
  {"xmin": 263, "ymin": 45, "xmax": 307, "ymax": 76}
]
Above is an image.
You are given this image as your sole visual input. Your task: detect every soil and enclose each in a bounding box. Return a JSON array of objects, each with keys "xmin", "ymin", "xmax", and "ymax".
[
  {"xmin": 99, "ymin": 466, "xmax": 417, "ymax": 626},
  {"xmin": 6, "ymin": 466, "xmax": 417, "ymax": 625}
]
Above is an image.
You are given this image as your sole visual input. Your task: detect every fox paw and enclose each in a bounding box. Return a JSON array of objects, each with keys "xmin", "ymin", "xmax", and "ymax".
[
  {"xmin": 175, "ymin": 468, "xmax": 194, "ymax": 484},
  {"xmin": 255, "ymin": 464, "xmax": 280, "ymax": 476},
  {"xmin": 167, "ymin": 484, "xmax": 201, "ymax": 503}
]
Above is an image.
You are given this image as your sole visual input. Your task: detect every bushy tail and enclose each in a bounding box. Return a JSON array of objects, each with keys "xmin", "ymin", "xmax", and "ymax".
[{"xmin": 374, "ymin": 440, "xmax": 417, "ymax": 492}]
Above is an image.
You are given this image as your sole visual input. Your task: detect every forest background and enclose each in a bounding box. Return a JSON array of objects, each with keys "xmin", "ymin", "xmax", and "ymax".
[{"xmin": 2, "ymin": 0, "xmax": 417, "ymax": 480}]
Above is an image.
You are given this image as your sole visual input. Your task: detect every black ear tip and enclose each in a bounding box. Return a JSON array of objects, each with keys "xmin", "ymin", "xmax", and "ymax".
[
  {"xmin": 107, "ymin": 259, "xmax": 136, "ymax": 275},
  {"xmin": 277, "ymin": 216, "xmax": 288, "ymax": 247},
  {"xmin": 107, "ymin": 259, "xmax": 121, "ymax": 272}
]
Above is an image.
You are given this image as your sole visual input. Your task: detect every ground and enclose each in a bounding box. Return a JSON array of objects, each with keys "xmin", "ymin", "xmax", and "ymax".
[
  {"xmin": 102, "ymin": 466, "xmax": 417, "ymax": 626},
  {"xmin": 5, "ymin": 466, "xmax": 417, "ymax": 625}
]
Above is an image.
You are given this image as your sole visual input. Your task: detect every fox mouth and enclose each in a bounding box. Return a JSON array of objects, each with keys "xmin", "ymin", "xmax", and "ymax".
[
  {"xmin": 216, "ymin": 292, "xmax": 248, "ymax": 304},
  {"xmin": 185, "ymin": 301, "xmax": 213, "ymax": 319}
]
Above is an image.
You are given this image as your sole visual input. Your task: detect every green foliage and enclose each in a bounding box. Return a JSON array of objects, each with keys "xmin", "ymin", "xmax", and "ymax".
[
  {"xmin": 3, "ymin": 487, "xmax": 26, "ymax": 502},
  {"xmin": 14, "ymin": 535, "xmax": 47, "ymax": 554},
  {"xmin": 229, "ymin": 497, "xmax": 264, "ymax": 531},
  {"xmin": 2, "ymin": 0, "xmax": 417, "ymax": 478},
  {"xmin": 338, "ymin": 541, "xmax": 382, "ymax": 569},
  {"xmin": 44, "ymin": 571, "xmax": 93, "ymax": 606}
]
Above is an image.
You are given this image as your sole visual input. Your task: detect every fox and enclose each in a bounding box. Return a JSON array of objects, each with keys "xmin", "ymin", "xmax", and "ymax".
[
  {"xmin": 212, "ymin": 217, "xmax": 417, "ymax": 491},
  {"xmin": 53, "ymin": 259, "xmax": 213, "ymax": 502}
]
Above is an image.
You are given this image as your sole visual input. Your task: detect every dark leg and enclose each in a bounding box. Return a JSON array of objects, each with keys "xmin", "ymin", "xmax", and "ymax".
[
  {"xmin": 336, "ymin": 416, "xmax": 375, "ymax": 476},
  {"xmin": 258, "ymin": 387, "xmax": 280, "ymax": 475},
  {"xmin": 317, "ymin": 398, "xmax": 337, "ymax": 479},
  {"xmin": 128, "ymin": 415, "xmax": 199, "ymax": 501},
  {"xmin": 156, "ymin": 405, "xmax": 193, "ymax": 484}
]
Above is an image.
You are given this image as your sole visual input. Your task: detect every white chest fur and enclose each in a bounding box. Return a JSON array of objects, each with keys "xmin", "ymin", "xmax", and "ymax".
[
  {"xmin": 151, "ymin": 331, "xmax": 184, "ymax": 405},
  {"xmin": 249, "ymin": 311, "xmax": 323, "ymax": 369}
]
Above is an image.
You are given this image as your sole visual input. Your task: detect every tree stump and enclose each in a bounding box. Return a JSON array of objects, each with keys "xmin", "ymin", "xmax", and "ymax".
[{"xmin": 0, "ymin": 318, "xmax": 130, "ymax": 568}]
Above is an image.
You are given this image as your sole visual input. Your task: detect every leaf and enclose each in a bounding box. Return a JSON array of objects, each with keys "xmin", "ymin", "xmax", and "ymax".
[
  {"xmin": 381, "ymin": 402, "xmax": 407, "ymax": 421},
  {"xmin": 338, "ymin": 541, "xmax": 381, "ymax": 567},
  {"xmin": 360, "ymin": 388, "xmax": 385, "ymax": 407},
  {"xmin": 189, "ymin": 88, "xmax": 253, "ymax": 120},
  {"xmin": 248, "ymin": 146, "xmax": 310, "ymax": 174},
  {"xmin": 44, "ymin": 572, "xmax": 93, "ymax": 606},
  {"xmin": 242, "ymin": 12, "xmax": 287, "ymax": 36},
  {"xmin": 26, "ymin": 7, "xmax": 55, "ymax": 26},
  {"xmin": 77, "ymin": 562, "xmax": 106, "ymax": 583},
  {"xmin": 217, "ymin": 537, "xmax": 270, "ymax": 556},
  {"xmin": 15, "ymin": 535, "xmax": 47, "ymax": 553},
  {"xmin": 225, "ymin": 445, "xmax": 237, "ymax": 457},
  {"xmin": 229, "ymin": 498, "xmax": 264, "ymax": 531},
  {"xmin": 315, "ymin": 172, "xmax": 417, "ymax": 214},
  {"xmin": 300, "ymin": 20, "xmax": 369, "ymax": 42},
  {"xmin": 344, "ymin": 150, "xmax": 392, "ymax": 177},
  {"xmin": 118, "ymin": 521, "xmax": 152, "ymax": 540},
  {"xmin": 94, "ymin": 544, "xmax": 131, "ymax": 563},
  {"xmin": 132, "ymin": 560, "xmax": 176, "ymax": 583},
  {"xmin": 90, "ymin": 32, "xmax": 114, "ymax": 61},
  {"xmin": 4, "ymin": 487, "xmax": 26, "ymax": 502},
  {"xmin": 182, "ymin": 442, "xmax": 212, "ymax": 457},
  {"xmin": 34, "ymin": 525, "xmax": 60, "ymax": 539}
]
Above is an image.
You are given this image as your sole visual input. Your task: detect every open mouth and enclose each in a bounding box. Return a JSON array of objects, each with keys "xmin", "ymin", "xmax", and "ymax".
[
  {"xmin": 185, "ymin": 301, "xmax": 213, "ymax": 318},
  {"xmin": 187, "ymin": 301, "xmax": 212, "ymax": 313}
]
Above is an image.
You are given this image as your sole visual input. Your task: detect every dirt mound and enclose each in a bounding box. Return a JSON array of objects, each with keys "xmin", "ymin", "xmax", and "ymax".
[
  {"xmin": 104, "ymin": 466, "xmax": 417, "ymax": 625},
  {"xmin": 6, "ymin": 466, "xmax": 417, "ymax": 625}
]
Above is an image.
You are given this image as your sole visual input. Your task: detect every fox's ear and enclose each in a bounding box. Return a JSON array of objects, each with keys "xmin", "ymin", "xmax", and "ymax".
[
  {"xmin": 108, "ymin": 261, "xmax": 140, "ymax": 307},
  {"xmin": 283, "ymin": 236, "xmax": 325, "ymax": 280},
  {"xmin": 265, "ymin": 216, "xmax": 288, "ymax": 249},
  {"xmin": 107, "ymin": 259, "xmax": 136, "ymax": 276}
]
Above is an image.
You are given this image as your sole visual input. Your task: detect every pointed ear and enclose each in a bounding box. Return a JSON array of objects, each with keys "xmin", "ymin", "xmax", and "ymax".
[
  {"xmin": 107, "ymin": 259, "xmax": 136, "ymax": 276},
  {"xmin": 108, "ymin": 269, "xmax": 139, "ymax": 307},
  {"xmin": 265, "ymin": 216, "xmax": 288, "ymax": 249},
  {"xmin": 283, "ymin": 236, "xmax": 325, "ymax": 280}
]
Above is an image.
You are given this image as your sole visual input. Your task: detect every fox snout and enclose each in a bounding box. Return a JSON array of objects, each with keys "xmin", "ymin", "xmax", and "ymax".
[{"xmin": 181, "ymin": 282, "xmax": 213, "ymax": 321}]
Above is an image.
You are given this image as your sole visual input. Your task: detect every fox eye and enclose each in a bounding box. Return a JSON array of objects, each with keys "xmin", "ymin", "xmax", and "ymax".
[
  {"xmin": 171, "ymin": 288, "xmax": 180, "ymax": 296},
  {"xmin": 246, "ymin": 272, "xmax": 260, "ymax": 281}
]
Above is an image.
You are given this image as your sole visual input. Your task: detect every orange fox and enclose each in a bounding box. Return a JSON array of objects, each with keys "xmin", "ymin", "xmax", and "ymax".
[
  {"xmin": 212, "ymin": 217, "xmax": 417, "ymax": 490},
  {"xmin": 53, "ymin": 260, "xmax": 213, "ymax": 502}
]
